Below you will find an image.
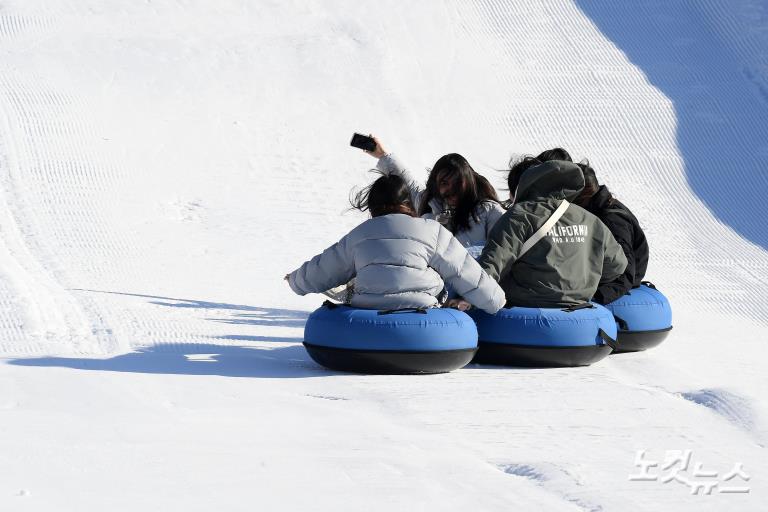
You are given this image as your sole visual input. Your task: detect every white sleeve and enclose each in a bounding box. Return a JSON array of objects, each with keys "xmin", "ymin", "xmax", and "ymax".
[
  {"xmin": 376, "ymin": 153, "xmax": 425, "ymax": 211},
  {"xmin": 430, "ymin": 225, "xmax": 506, "ymax": 314},
  {"xmin": 288, "ymin": 235, "xmax": 355, "ymax": 295},
  {"xmin": 483, "ymin": 201, "xmax": 506, "ymax": 238}
]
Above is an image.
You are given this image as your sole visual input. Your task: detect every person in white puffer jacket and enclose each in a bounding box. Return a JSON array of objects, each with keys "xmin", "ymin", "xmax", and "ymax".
[
  {"xmin": 285, "ymin": 172, "xmax": 505, "ymax": 314},
  {"xmin": 362, "ymin": 136, "xmax": 506, "ymax": 252}
]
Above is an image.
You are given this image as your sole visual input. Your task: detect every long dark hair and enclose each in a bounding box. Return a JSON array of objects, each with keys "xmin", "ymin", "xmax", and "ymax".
[
  {"xmin": 507, "ymin": 156, "xmax": 542, "ymax": 199},
  {"xmin": 419, "ymin": 153, "xmax": 500, "ymax": 233},
  {"xmin": 350, "ymin": 171, "xmax": 416, "ymax": 218},
  {"xmin": 575, "ymin": 161, "xmax": 610, "ymax": 207}
]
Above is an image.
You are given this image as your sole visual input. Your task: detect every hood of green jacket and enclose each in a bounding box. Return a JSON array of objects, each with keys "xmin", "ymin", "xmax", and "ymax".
[{"xmin": 515, "ymin": 160, "xmax": 585, "ymax": 203}]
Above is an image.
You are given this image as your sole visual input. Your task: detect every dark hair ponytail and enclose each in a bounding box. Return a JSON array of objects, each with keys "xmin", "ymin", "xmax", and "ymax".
[{"xmin": 350, "ymin": 171, "xmax": 416, "ymax": 217}]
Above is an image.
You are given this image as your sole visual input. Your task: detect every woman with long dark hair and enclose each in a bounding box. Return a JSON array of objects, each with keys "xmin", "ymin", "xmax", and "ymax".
[
  {"xmin": 285, "ymin": 171, "xmax": 505, "ymax": 313},
  {"xmin": 362, "ymin": 137, "xmax": 505, "ymax": 250}
]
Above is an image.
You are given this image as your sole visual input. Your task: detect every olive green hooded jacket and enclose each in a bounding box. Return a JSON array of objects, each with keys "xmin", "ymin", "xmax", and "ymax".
[{"xmin": 477, "ymin": 160, "xmax": 627, "ymax": 307}]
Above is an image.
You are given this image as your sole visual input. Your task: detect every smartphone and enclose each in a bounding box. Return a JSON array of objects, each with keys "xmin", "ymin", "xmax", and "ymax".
[{"xmin": 350, "ymin": 133, "xmax": 377, "ymax": 152}]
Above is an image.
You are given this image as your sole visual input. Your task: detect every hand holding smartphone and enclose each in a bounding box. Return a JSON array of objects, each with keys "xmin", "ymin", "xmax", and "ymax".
[{"xmin": 350, "ymin": 133, "xmax": 377, "ymax": 152}]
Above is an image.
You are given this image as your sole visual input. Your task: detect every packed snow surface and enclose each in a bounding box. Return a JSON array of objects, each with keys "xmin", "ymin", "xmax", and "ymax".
[{"xmin": 1, "ymin": 1, "xmax": 766, "ymax": 510}]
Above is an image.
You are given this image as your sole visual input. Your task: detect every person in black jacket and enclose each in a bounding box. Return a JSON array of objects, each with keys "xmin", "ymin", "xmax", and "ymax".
[
  {"xmin": 508, "ymin": 148, "xmax": 649, "ymax": 304},
  {"xmin": 574, "ymin": 162, "xmax": 649, "ymax": 304}
]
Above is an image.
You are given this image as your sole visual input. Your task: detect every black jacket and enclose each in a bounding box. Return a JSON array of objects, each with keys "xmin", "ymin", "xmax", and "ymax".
[{"xmin": 586, "ymin": 185, "xmax": 649, "ymax": 304}]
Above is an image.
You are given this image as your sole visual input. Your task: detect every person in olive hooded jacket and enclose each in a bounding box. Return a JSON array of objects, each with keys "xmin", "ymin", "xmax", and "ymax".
[
  {"xmin": 476, "ymin": 160, "xmax": 627, "ymax": 308},
  {"xmin": 512, "ymin": 148, "xmax": 650, "ymax": 305}
]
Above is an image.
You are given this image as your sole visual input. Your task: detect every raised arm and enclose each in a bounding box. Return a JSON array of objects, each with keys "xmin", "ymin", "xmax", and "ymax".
[{"xmin": 361, "ymin": 136, "xmax": 424, "ymax": 211}]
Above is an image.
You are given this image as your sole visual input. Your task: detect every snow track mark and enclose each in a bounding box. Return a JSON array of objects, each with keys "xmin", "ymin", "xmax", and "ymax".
[
  {"xmin": 679, "ymin": 388, "xmax": 756, "ymax": 434},
  {"xmin": 497, "ymin": 462, "xmax": 604, "ymax": 512},
  {"xmin": 0, "ymin": 15, "xmax": 52, "ymax": 38},
  {"xmin": 0, "ymin": 15, "xmax": 133, "ymax": 354}
]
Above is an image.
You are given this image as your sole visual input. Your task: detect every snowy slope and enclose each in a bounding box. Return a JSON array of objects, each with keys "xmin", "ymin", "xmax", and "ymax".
[{"xmin": 0, "ymin": 1, "xmax": 766, "ymax": 510}]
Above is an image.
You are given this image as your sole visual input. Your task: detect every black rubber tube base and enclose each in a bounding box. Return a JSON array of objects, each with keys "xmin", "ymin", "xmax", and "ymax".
[
  {"xmin": 612, "ymin": 327, "xmax": 672, "ymax": 354},
  {"xmin": 473, "ymin": 341, "xmax": 613, "ymax": 368},
  {"xmin": 303, "ymin": 343, "xmax": 478, "ymax": 375}
]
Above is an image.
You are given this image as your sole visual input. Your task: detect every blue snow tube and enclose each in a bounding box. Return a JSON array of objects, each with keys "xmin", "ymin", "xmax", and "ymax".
[
  {"xmin": 603, "ymin": 282, "xmax": 672, "ymax": 353},
  {"xmin": 468, "ymin": 303, "xmax": 617, "ymax": 367},
  {"xmin": 303, "ymin": 302, "xmax": 478, "ymax": 374}
]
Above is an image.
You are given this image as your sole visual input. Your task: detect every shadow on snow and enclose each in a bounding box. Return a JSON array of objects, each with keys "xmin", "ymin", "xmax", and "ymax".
[
  {"xmin": 576, "ymin": 0, "xmax": 768, "ymax": 250},
  {"xmin": 72, "ymin": 289, "xmax": 310, "ymax": 328},
  {"xmin": 8, "ymin": 343, "xmax": 330, "ymax": 379},
  {"xmin": 6, "ymin": 289, "xmax": 324, "ymax": 378}
]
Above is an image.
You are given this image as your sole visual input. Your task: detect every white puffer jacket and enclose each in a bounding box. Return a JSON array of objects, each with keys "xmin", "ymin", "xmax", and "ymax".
[
  {"xmin": 376, "ymin": 154, "xmax": 505, "ymax": 247},
  {"xmin": 287, "ymin": 214, "xmax": 505, "ymax": 313}
]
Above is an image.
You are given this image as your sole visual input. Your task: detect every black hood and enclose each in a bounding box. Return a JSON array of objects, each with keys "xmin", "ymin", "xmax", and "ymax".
[
  {"xmin": 515, "ymin": 160, "xmax": 585, "ymax": 203},
  {"xmin": 587, "ymin": 184, "xmax": 613, "ymax": 211}
]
